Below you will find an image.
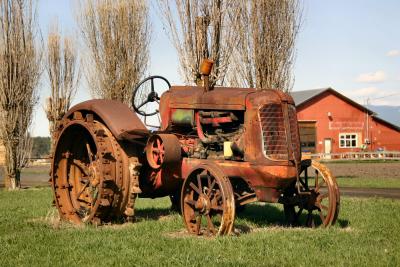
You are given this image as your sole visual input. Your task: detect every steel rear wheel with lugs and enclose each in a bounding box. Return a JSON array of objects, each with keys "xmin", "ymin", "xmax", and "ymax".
[
  {"xmin": 181, "ymin": 164, "xmax": 235, "ymax": 236},
  {"xmin": 51, "ymin": 113, "xmax": 137, "ymax": 224}
]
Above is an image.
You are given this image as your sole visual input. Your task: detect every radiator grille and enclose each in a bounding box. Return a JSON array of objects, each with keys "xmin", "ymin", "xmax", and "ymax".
[
  {"xmin": 259, "ymin": 103, "xmax": 300, "ymax": 161},
  {"xmin": 288, "ymin": 105, "xmax": 301, "ymax": 161},
  {"xmin": 259, "ymin": 104, "xmax": 288, "ymax": 160}
]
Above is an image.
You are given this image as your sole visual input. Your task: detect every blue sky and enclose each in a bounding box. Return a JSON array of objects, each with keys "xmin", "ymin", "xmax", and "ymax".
[{"xmin": 32, "ymin": 0, "xmax": 400, "ymax": 136}]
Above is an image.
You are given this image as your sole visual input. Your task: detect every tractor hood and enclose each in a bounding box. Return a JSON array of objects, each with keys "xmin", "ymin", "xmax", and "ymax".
[
  {"xmin": 164, "ymin": 86, "xmax": 256, "ymax": 110},
  {"xmin": 162, "ymin": 86, "xmax": 295, "ymax": 110}
]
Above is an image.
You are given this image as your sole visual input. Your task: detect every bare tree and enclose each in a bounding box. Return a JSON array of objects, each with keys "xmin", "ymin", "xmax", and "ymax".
[
  {"xmin": 0, "ymin": 0, "xmax": 41, "ymax": 189},
  {"xmin": 78, "ymin": 0, "xmax": 150, "ymax": 105},
  {"xmin": 227, "ymin": 0, "xmax": 301, "ymax": 92},
  {"xmin": 45, "ymin": 21, "xmax": 79, "ymax": 151},
  {"xmin": 158, "ymin": 0, "xmax": 240, "ymax": 87}
]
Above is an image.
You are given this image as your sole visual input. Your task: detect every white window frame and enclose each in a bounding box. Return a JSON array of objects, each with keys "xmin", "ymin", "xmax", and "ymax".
[{"xmin": 339, "ymin": 133, "xmax": 359, "ymax": 148}]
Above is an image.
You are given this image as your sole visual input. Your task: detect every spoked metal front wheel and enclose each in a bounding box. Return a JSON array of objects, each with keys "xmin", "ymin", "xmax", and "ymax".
[
  {"xmin": 284, "ymin": 160, "xmax": 340, "ymax": 227},
  {"xmin": 181, "ymin": 164, "xmax": 235, "ymax": 236}
]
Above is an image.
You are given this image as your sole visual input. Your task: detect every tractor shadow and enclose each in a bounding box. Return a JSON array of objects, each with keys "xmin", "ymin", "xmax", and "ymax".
[
  {"xmin": 235, "ymin": 203, "xmax": 350, "ymax": 233},
  {"xmin": 132, "ymin": 204, "xmax": 350, "ymax": 234},
  {"xmin": 134, "ymin": 207, "xmax": 176, "ymax": 221}
]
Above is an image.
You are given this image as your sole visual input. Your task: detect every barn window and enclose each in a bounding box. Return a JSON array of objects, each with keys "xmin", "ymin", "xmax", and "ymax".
[{"xmin": 339, "ymin": 133, "xmax": 358, "ymax": 148}]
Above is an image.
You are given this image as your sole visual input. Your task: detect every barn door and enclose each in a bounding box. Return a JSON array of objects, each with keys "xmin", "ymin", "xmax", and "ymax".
[
  {"xmin": 298, "ymin": 121, "xmax": 316, "ymax": 153},
  {"xmin": 324, "ymin": 138, "xmax": 332, "ymax": 159}
]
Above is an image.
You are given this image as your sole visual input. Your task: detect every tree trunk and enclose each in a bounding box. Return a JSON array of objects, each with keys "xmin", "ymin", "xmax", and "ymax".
[
  {"xmin": 4, "ymin": 142, "xmax": 22, "ymax": 190},
  {"xmin": 5, "ymin": 169, "xmax": 20, "ymax": 190}
]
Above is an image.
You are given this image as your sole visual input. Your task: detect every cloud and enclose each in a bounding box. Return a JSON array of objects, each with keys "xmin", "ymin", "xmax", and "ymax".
[
  {"xmin": 344, "ymin": 87, "xmax": 379, "ymax": 99},
  {"xmin": 387, "ymin": 49, "xmax": 400, "ymax": 57},
  {"xmin": 341, "ymin": 87, "xmax": 400, "ymax": 106},
  {"xmin": 353, "ymin": 87, "xmax": 380, "ymax": 96},
  {"xmin": 356, "ymin": 70, "xmax": 386, "ymax": 83}
]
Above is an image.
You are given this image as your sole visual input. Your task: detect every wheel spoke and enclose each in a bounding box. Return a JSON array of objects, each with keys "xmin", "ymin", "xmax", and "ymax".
[
  {"xmin": 86, "ymin": 143, "xmax": 94, "ymax": 163},
  {"xmin": 72, "ymin": 159, "xmax": 90, "ymax": 176},
  {"xmin": 206, "ymin": 214, "xmax": 216, "ymax": 235},
  {"xmin": 215, "ymin": 192, "xmax": 222, "ymax": 202},
  {"xmin": 319, "ymin": 203, "xmax": 329, "ymax": 211},
  {"xmin": 318, "ymin": 193, "xmax": 329, "ymax": 200},
  {"xmin": 211, "ymin": 204, "xmax": 223, "ymax": 212},
  {"xmin": 150, "ymin": 77, "xmax": 155, "ymax": 92},
  {"xmin": 316, "ymin": 179, "xmax": 325, "ymax": 191},
  {"xmin": 189, "ymin": 182, "xmax": 202, "ymax": 195},
  {"xmin": 184, "ymin": 199, "xmax": 197, "ymax": 208},
  {"xmin": 76, "ymin": 180, "xmax": 90, "ymax": 199},
  {"xmin": 196, "ymin": 215, "xmax": 202, "ymax": 235},
  {"xmin": 137, "ymin": 99, "xmax": 148, "ymax": 109},
  {"xmin": 307, "ymin": 211, "xmax": 315, "ymax": 228},
  {"xmin": 197, "ymin": 174, "xmax": 203, "ymax": 193},
  {"xmin": 77, "ymin": 198, "xmax": 91, "ymax": 204},
  {"xmin": 156, "ymin": 138, "xmax": 161, "ymax": 148},
  {"xmin": 153, "ymin": 153, "xmax": 159, "ymax": 163},
  {"xmin": 207, "ymin": 179, "xmax": 216, "ymax": 197}
]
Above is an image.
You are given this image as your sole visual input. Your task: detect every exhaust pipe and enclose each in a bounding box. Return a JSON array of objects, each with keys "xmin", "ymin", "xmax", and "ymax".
[{"xmin": 200, "ymin": 59, "xmax": 214, "ymax": 92}]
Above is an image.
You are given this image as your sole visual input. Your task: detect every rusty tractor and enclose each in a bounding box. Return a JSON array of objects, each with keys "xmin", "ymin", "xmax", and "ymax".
[{"xmin": 50, "ymin": 61, "xmax": 340, "ymax": 235}]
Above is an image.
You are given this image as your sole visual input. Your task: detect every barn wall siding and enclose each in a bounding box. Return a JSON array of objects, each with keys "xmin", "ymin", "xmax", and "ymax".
[{"xmin": 296, "ymin": 91, "xmax": 400, "ymax": 153}]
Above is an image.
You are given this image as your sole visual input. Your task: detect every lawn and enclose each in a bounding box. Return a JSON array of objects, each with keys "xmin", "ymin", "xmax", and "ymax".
[
  {"xmin": 336, "ymin": 177, "xmax": 400, "ymax": 188},
  {"xmin": 0, "ymin": 188, "xmax": 399, "ymax": 266}
]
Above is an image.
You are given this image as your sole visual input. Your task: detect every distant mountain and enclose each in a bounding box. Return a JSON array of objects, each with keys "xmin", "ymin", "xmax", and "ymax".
[{"xmin": 368, "ymin": 105, "xmax": 400, "ymax": 127}]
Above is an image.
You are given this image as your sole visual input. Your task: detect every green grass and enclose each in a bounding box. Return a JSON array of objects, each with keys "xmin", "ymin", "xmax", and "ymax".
[
  {"xmin": 303, "ymin": 176, "xmax": 400, "ymax": 189},
  {"xmin": 0, "ymin": 188, "xmax": 399, "ymax": 266},
  {"xmin": 336, "ymin": 177, "xmax": 400, "ymax": 188}
]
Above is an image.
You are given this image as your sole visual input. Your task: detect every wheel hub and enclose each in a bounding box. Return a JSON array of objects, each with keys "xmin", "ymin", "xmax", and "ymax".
[
  {"xmin": 306, "ymin": 190, "xmax": 319, "ymax": 210},
  {"xmin": 88, "ymin": 163, "xmax": 100, "ymax": 187},
  {"xmin": 195, "ymin": 194, "xmax": 211, "ymax": 215}
]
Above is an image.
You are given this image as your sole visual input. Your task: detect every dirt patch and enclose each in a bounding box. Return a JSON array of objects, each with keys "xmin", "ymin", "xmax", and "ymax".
[
  {"xmin": 164, "ymin": 225, "xmax": 354, "ymax": 239},
  {"xmin": 324, "ymin": 162, "xmax": 400, "ymax": 179},
  {"xmin": 27, "ymin": 208, "xmax": 83, "ymax": 229},
  {"xmin": 164, "ymin": 229, "xmax": 198, "ymax": 239},
  {"xmin": 101, "ymin": 222, "xmax": 138, "ymax": 230}
]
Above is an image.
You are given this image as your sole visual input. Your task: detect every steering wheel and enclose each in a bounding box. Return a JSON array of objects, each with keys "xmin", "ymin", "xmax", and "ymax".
[{"xmin": 132, "ymin": 75, "xmax": 171, "ymax": 116}]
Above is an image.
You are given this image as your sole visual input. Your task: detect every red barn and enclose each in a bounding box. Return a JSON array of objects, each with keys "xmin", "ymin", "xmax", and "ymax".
[{"xmin": 291, "ymin": 88, "xmax": 400, "ymax": 154}]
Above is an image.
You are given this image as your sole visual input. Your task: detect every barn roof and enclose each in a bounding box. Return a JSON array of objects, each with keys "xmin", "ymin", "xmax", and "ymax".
[
  {"xmin": 290, "ymin": 88, "xmax": 329, "ymax": 106},
  {"xmin": 290, "ymin": 88, "xmax": 400, "ymax": 131}
]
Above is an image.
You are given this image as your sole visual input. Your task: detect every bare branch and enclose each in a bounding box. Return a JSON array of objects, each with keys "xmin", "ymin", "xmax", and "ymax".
[
  {"xmin": 78, "ymin": 0, "xmax": 150, "ymax": 105},
  {"xmin": 45, "ymin": 20, "xmax": 80, "ymax": 151},
  {"xmin": 157, "ymin": 0, "xmax": 240, "ymax": 87},
  {"xmin": 227, "ymin": 0, "xmax": 302, "ymax": 92}
]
